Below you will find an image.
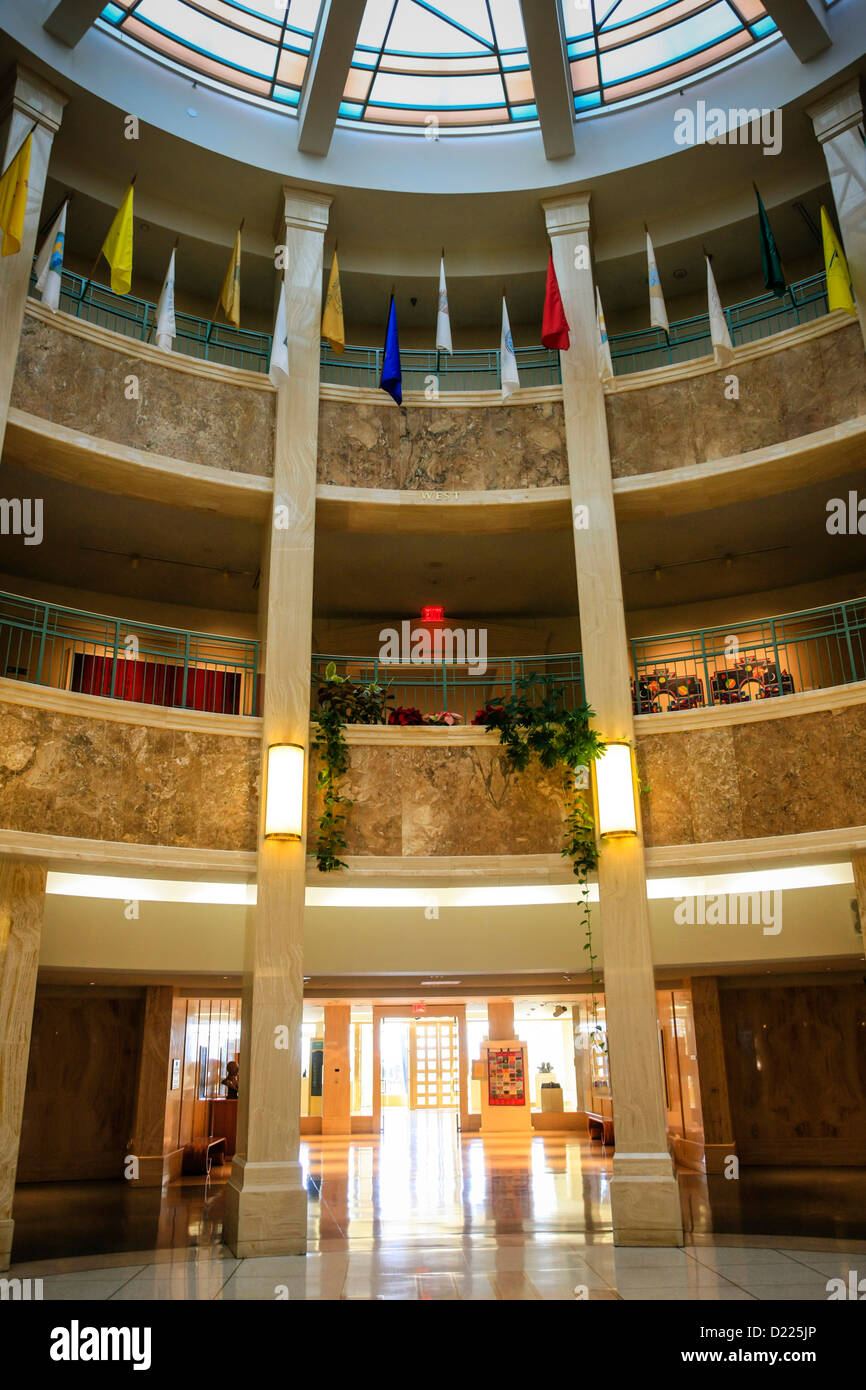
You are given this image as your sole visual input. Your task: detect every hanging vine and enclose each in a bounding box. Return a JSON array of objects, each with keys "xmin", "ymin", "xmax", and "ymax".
[
  {"xmin": 480, "ymin": 679, "xmax": 606, "ymax": 1025},
  {"xmin": 313, "ymin": 663, "xmax": 393, "ymax": 872}
]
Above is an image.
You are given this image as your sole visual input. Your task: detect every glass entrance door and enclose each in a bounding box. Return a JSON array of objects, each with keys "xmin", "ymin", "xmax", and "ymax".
[{"xmin": 410, "ymin": 1018, "xmax": 459, "ymax": 1109}]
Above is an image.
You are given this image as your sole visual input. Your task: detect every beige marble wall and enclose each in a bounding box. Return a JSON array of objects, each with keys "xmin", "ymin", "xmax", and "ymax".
[
  {"xmin": 637, "ymin": 704, "xmax": 866, "ymax": 845},
  {"xmin": 607, "ymin": 323, "xmax": 866, "ymax": 478},
  {"xmin": 309, "ymin": 742, "xmax": 567, "ymax": 856},
  {"xmin": 317, "ymin": 398, "xmax": 567, "ymax": 490},
  {"xmin": 0, "ymin": 702, "xmax": 258, "ymax": 850},
  {"xmin": 11, "ymin": 316, "xmax": 275, "ymax": 475}
]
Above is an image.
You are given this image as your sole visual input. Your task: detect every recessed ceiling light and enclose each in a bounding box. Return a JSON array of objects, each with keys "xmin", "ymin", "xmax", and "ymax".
[
  {"xmin": 187, "ymin": 107, "xmax": 198, "ymax": 117},
  {"xmin": 673, "ymin": 268, "xmax": 687, "ymax": 279}
]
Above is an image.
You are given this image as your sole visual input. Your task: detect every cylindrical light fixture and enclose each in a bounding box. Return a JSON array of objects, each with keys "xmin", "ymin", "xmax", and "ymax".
[
  {"xmin": 264, "ymin": 743, "xmax": 305, "ymax": 841},
  {"xmin": 594, "ymin": 741, "xmax": 638, "ymax": 838}
]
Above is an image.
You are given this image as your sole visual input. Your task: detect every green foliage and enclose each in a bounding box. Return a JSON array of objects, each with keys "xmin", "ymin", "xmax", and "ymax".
[
  {"xmin": 482, "ymin": 677, "xmax": 607, "ymax": 1023},
  {"xmin": 313, "ymin": 662, "xmax": 394, "ymax": 872}
]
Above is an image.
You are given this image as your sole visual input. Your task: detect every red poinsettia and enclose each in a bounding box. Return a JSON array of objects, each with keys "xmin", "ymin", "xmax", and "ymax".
[{"xmin": 389, "ymin": 706, "xmax": 425, "ymax": 726}]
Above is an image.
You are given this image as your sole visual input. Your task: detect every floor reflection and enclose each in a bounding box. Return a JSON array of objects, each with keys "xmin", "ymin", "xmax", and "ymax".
[{"xmin": 13, "ymin": 1111, "xmax": 866, "ymax": 1264}]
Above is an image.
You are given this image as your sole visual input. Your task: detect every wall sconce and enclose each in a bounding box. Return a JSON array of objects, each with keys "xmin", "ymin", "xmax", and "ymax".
[
  {"xmin": 594, "ymin": 741, "xmax": 638, "ymax": 838},
  {"xmin": 264, "ymin": 743, "xmax": 305, "ymax": 841}
]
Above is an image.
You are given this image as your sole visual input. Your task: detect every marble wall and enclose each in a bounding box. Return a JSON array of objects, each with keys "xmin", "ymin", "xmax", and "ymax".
[
  {"xmin": 309, "ymin": 741, "xmax": 568, "ymax": 857},
  {"xmin": 607, "ymin": 323, "xmax": 866, "ymax": 477},
  {"xmin": 3, "ymin": 699, "xmax": 864, "ymax": 855},
  {"xmin": 0, "ymin": 701, "xmax": 258, "ymax": 850},
  {"xmin": 637, "ymin": 704, "xmax": 866, "ymax": 845},
  {"xmin": 12, "ymin": 315, "xmax": 275, "ymax": 475},
  {"xmin": 317, "ymin": 398, "xmax": 568, "ymax": 490}
]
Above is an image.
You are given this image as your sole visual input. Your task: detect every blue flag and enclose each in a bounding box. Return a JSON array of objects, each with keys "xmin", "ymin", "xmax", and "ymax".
[{"xmin": 380, "ymin": 293, "xmax": 402, "ymax": 404}]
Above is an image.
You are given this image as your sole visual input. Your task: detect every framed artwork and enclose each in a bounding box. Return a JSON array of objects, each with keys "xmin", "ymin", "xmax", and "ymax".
[{"xmin": 487, "ymin": 1047, "xmax": 526, "ymax": 1107}]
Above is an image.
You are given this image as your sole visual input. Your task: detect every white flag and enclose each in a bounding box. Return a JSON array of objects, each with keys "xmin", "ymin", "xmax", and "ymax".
[
  {"xmin": 155, "ymin": 248, "xmax": 176, "ymax": 352},
  {"xmin": 34, "ymin": 201, "xmax": 67, "ymax": 314},
  {"xmin": 269, "ymin": 280, "xmax": 290, "ymax": 387},
  {"xmin": 500, "ymin": 296, "xmax": 520, "ymax": 400},
  {"xmin": 646, "ymin": 229, "xmax": 669, "ymax": 335},
  {"xmin": 595, "ymin": 285, "xmax": 614, "ymax": 384},
  {"xmin": 436, "ymin": 254, "xmax": 452, "ymax": 354},
  {"xmin": 706, "ymin": 254, "xmax": 734, "ymax": 365}
]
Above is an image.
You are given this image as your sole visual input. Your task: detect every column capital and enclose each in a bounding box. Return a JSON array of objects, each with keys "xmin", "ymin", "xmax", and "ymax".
[
  {"xmin": 806, "ymin": 77, "xmax": 863, "ymax": 143},
  {"xmin": 0, "ymin": 62, "xmax": 68, "ymax": 136},
  {"xmin": 542, "ymin": 192, "xmax": 592, "ymax": 238},
  {"xmin": 280, "ymin": 185, "xmax": 333, "ymax": 235}
]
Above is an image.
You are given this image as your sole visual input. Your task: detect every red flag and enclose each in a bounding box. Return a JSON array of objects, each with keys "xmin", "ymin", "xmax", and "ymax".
[{"xmin": 541, "ymin": 252, "xmax": 570, "ymax": 350}]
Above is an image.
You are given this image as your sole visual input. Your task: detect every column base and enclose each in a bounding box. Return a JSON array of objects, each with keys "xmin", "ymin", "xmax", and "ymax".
[
  {"xmin": 0, "ymin": 1218, "xmax": 13, "ymax": 1271},
  {"xmin": 223, "ymin": 1157, "xmax": 308, "ymax": 1258},
  {"xmin": 610, "ymin": 1152, "xmax": 684, "ymax": 1246}
]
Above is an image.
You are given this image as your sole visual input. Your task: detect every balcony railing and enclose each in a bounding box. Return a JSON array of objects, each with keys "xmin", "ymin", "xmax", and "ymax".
[
  {"xmin": 32, "ymin": 267, "xmax": 830, "ymax": 387},
  {"xmin": 310, "ymin": 652, "xmax": 585, "ymax": 725},
  {"xmin": 630, "ymin": 597, "xmax": 866, "ymax": 714},
  {"xmin": 2, "ymin": 592, "xmax": 862, "ymax": 725},
  {"xmin": 0, "ymin": 591, "xmax": 260, "ymax": 717}
]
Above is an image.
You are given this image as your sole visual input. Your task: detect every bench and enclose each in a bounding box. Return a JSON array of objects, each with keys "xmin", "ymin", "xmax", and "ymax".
[
  {"xmin": 182, "ymin": 1137, "xmax": 226, "ymax": 1175},
  {"xmin": 585, "ymin": 1112, "xmax": 615, "ymax": 1146}
]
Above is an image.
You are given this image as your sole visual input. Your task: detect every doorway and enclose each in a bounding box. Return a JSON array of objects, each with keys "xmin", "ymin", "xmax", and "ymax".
[
  {"xmin": 380, "ymin": 1017, "xmax": 459, "ymax": 1110},
  {"xmin": 373, "ymin": 1006, "xmax": 469, "ymax": 1130}
]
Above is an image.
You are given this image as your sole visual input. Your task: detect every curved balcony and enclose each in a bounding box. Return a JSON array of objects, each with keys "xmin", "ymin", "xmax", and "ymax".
[
  {"xmin": 1, "ymin": 592, "xmax": 862, "ymax": 726},
  {"xmin": 36, "ymin": 267, "xmax": 829, "ymax": 388},
  {"xmin": 0, "ymin": 591, "xmax": 259, "ymax": 717}
]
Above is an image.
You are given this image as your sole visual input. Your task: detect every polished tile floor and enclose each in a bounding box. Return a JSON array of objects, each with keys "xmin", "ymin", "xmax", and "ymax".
[{"xmin": 10, "ymin": 1112, "xmax": 866, "ymax": 1301}]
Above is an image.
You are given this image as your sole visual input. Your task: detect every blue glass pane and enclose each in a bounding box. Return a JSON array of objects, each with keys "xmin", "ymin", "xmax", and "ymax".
[
  {"xmin": 102, "ymin": 3, "xmax": 126, "ymax": 21},
  {"xmin": 574, "ymin": 91, "xmax": 602, "ymax": 110},
  {"xmin": 751, "ymin": 15, "xmax": 777, "ymax": 36},
  {"xmin": 339, "ymin": 101, "xmax": 365, "ymax": 118}
]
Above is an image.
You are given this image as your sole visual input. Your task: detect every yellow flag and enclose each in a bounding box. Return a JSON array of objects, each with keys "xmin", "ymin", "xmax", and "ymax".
[
  {"xmin": 321, "ymin": 250, "xmax": 344, "ymax": 354},
  {"xmin": 101, "ymin": 183, "xmax": 134, "ymax": 295},
  {"xmin": 821, "ymin": 205, "xmax": 855, "ymax": 317},
  {"xmin": 220, "ymin": 228, "xmax": 242, "ymax": 328},
  {"xmin": 0, "ymin": 131, "xmax": 32, "ymax": 257}
]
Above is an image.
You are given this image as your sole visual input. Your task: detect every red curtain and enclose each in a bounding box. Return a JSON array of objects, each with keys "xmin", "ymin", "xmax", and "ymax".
[{"xmin": 71, "ymin": 654, "xmax": 241, "ymax": 714}]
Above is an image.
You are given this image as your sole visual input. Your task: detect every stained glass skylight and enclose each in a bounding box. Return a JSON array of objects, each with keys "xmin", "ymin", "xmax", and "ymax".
[
  {"xmin": 339, "ymin": 1, "xmax": 535, "ymax": 129},
  {"xmin": 566, "ymin": 0, "xmax": 779, "ymax": 113},
  {"xmin": 98, "ymin": 0, "xmax": 783, "ymax": 126},
  {"xmin": 99, "ymin": 1, "xmax": 324, "ymax": 107}
]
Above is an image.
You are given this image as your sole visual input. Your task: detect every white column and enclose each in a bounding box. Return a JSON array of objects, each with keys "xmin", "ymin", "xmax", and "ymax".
[
  {"xmin": 0, "ymin": 64, "xmax": 67, "ymax": 455},
  {"xmin": 808, "ymin": 79, "xmax": 866, "ymax": 351},
  {"xmin": 224, "ymin": 188, "xmax": 330, "ymax": 1258},
  {"xmin": 0, "ymin": 861, "xmax": 47, "ymax": 1270},
  {"xmin": 543, "ymin": 193, "xmax": 683, "ymax": 1246}
]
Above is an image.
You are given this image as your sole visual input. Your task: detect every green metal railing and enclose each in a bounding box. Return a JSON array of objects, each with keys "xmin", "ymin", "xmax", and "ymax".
[
  {"xmin": 33, "ymin": 266, "xmax": 830, "ymax": 386},
  {"xmin": 0, "ymin": 591, "xmax": 260, "ymax": 716},
  {"xmin": 310, "ymin": 652, "xmax": 585, "ymax": 725},
  {"xmin": 630, "ymin": 597, "xmax": 866, "ymax": 713},
  {"xmin": 4, "ymin": 591, "xmax": 863, "ymax": 724}
]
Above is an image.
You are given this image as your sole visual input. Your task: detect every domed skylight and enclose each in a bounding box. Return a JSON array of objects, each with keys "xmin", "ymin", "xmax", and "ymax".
[{"xmin": 98, "ymin": 0, "xmax": 780, "ymax": 127}]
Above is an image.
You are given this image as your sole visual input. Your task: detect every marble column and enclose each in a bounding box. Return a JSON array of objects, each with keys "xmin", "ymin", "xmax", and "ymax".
[
  {"xmin": 322, "ymin": 1003, "xmax": 351, "ymax": 1136},
  {"xmin": 487, "ymin": 1000, "xmax": 516, "ymax": 1039},
  {"xmin": 807, "ymin": 79, "xmax": 866, "ymax": 351},
  {"xmin": 129, "ymin": 986, "xmax": 178, "ymax": 1187},
  {"xmin": 852, "ymin": 854, "xmax": 866, "ymax": 954},
  {"xmin": 0, "ymin": 860, "xmax": 47, "ymax": 1270},
  {"xmin": 0, "ymin": 65, "xmax": 67, "ymax": 456},
  {"xmin": 224, "ymin": 188, "xmax": 330, "ymax": 1258},
  {"xmin": 543, "ymin": 193, "xmax": 683, "ymax": 1246},
  {"xmin": 689, "ymin": 977, "xmax": 736, "ymax": 1174}
]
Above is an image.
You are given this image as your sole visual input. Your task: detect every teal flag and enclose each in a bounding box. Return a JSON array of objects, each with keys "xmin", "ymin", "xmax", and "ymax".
[{"xmin": 755, "ymin": 187, "xmax": 786, "ymax": 297}]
